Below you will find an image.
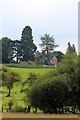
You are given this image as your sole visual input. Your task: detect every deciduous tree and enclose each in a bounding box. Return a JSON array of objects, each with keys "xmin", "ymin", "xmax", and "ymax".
[{"xmin": 2, "ymin": 67, "xmax": 20, "ymax": 97}]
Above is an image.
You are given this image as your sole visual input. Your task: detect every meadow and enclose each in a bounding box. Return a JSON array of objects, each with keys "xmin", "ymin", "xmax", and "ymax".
[
  {"xmin": 2, "ymin": 67, "xmax": 53, "ymax": 112},
  {"xmin": 1, "ymin": 67, "xmax": 79, "ymax": 119}
]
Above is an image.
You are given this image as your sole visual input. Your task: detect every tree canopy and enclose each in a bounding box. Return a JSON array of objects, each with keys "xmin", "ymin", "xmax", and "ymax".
[
  {"xmin": 40, "ymin": 34, "xmax": 58, "ymax": 53},
  {"xmin": 2, "ymin": 67, "xmax": 20, "ymax": 97},
  {"xmin": 21, "ymin": 26, "xmax": 37, "ymax": 61},
  {"xmin": 52, "ymin": 51, "xmax": 64, "ymax": 62},
  {"xmin": 28, "ymin": 52, "xmax": 79, "ymax": 113},
  {"xmin": 39, "ymin": 34, "xmax": 58, "ymax": 63},
  {"xmin": 2, "ymin": 37, "xmax": 14, "ymax": 63},
  {"xmin": 66, "ymin": 42, "xmax": 76, "ymax": 54},
  {"xmin": 1, "ymin": 26, "xmax": 37, "ymax": 63}
]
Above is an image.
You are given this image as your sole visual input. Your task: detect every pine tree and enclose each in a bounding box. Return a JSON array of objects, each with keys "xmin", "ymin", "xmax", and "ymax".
[
  {"xmin": 39, "ymin": 34, "xmax": 58, "ymax": 64},
  {"xmin": 66, "ymin": 42, "xmax": 76, "ymax": 54},
  {"xmin": 21, "ymin": 26, "xmax": 37, "ymax": 61}
]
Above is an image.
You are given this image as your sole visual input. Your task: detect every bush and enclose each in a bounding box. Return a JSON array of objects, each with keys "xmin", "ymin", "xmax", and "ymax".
[
  {"xmin": 28, "ymin": 76, "xmax": 69, "ymax": 113},
  {"xmin": 27, "ymin": 61, "xmax": 36, "ymax": 65},
  {"xmin": 12, "ymin": 106, "xmax": 27, "ymax": 112},
  {"xmin": 8, "ymin": 99, "xmax": 13, "ymax": 111},
  {"xmin": 28, "ymin": 53, "xmax": 79, "ymax": 113},
  {"xmin": 7, "ymin": 97, "xmax": 14, "ymax": 111}
]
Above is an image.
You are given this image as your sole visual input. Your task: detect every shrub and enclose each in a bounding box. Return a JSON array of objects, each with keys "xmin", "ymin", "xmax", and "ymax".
[
  {"xmin": 7, "ymin": 98, "xmax": 14, "ymax": 111},
  {"xmin": 28, "ymin": 53, "xmax": 78, "ymax": 113},
  {"xmin": 28, "ymin": 76, "xmax": 69, "ymax": 113},
  {"xmin": 27, "ymin": 61, "xmax": 36, "ymax": 65},
  {"xmin": 12, "ymin": 106, "xmax": 27, "ymax": 112}
]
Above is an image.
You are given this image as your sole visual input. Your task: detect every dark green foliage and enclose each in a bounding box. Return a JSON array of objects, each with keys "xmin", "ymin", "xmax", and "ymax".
[
  {"xmin": 21, "ymin": 26, "xmax": 37, "ymax": 61},
  {"xmin": 28, "ymin": 72, "xmax": 37, "ymax": 83},
  {"xmin": 1, "ymin": 26, "xmax": 37, "ymax": 63},
  {"xmin": 1, "ymin": 37, "xmax": 22, "ymax": 63},
  {"xmin": 44, "ymin": 59, "xmax": 49, "ymax": 65},
  {"xmin": 57, "ymin": 53, "xmax": 78, "ymax": 112},
  {"xmin": 8, "ymin": 98, "xmax": 14, "ymax": 111},
  {"xmin": 2, "ymin": 37, "xmax": 14, "ymax": 63},
  {"xmin": 52, "ymin": 51, "xmax": 64, "ymax": 62},
  {"xmin": 66, "ymin": 42, "xmax": 76, "ymax": 54},
  {"xmin": 13, "ymin": 106, "xmax": 27, "ymax": 112},
  {"xmin": 28, "ymin": 52, "xmax": 79, "ymax": 113},
  {"xmin": 29, "ymin": 77, "xmax": 68, "ymax": 113}
]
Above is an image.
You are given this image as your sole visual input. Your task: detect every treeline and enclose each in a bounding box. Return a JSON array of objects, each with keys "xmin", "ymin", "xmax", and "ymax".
[
  {"xmin": 1, "ymin": 26, "xmax": 37, "ymax": 63},
  {"xmin": 1, "ymin": 25, "xmax": 77, "ymax": 65},
  {"xmin": 1, "ymin": 25, "xmax": 64, "ymax": 64}
]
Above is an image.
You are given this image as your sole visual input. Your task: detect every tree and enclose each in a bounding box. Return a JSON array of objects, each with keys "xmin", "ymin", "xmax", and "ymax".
[
  {"xmin": 2, "ymin": 37, "xmax": 14, "ymax": 63},
  {"xmin": 57, "ymin": 53, "xmax": 78, "ymax": 113},
  {"xmin": 66, "ymin": 42, "xmax": 76, "ymax": 54},
  {"xmin": 52, "ymin": 51, "xmax": 64, "ymax": 62},
  {"xmin": 2, "ymin": 67, "xmax": 20, "ymax": 97},
  {"xmin": 13, "ymin": 40, "xmax": 22, "ymax": 63},
  {"xmin": 28, "ymin": 75, "xmax": 68, "ymax": 113},
  {"xmin": 39, "ymin": 34, "xmax": 58, "ymax": 63},
  {"xmin": 28, "ymin": 51, "xmax": 78, "ymax": 113},
  {"xmin": 72, "ymin": 44, "xmax": 76, "ymax": 53},
  {"xmin": 21, "ymin": 26, "xmax": 37, "ymax": 61}
]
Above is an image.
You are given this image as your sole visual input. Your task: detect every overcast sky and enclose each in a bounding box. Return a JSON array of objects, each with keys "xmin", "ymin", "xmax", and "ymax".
[{"xmin": 0, "ymin": 0, "xmax": 78, "ymax": 53}]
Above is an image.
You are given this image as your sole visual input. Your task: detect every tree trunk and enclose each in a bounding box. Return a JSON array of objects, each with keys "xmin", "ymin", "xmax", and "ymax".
[
  {"xmin": 16, "ymin": 52, "xmax": 19, "ymax": 63},
  {"xmin": 6, "ymin": 88, "xmax": 11, "ymax": 97}
]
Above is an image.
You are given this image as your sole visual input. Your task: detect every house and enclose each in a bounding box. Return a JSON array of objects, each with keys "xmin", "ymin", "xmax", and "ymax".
[
  {"xmin": 50, "ymin": 56, "xmax": 58, "ymax": 66},
  {"xmin": 34, "ymin": 51, "xmax": 58, "ymax": 65}
]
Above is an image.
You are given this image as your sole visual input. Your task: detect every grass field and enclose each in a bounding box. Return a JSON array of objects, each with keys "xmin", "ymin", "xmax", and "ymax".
[
  {"xmin": 2, "ymin": 67, "xmax": 53, "ymax": 112},
  {"xmin": 1, "ymin": 67, "xmax": 80, "ymax": 119},
  {"xmin": 9, "ymin": 67, "xmax": 53, "ymax": 79}
]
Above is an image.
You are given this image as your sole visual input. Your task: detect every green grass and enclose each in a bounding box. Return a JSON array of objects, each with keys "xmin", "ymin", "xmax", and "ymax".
[
  {"xmin": 2, "ymin": 67, "xmax": 53, "ymax": 112},
  {"xmin": 9, "ymin": 67, "xmax": 53, "ymax": 80},
  {"xmin": 6, "ymin": 63, "xmax": 54, "ymax": 68}
]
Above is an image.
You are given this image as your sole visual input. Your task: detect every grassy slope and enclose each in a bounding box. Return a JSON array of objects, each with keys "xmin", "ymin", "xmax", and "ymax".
[
  {"xmin": 9, "ymin": 67, "xmax": 52, "ymax": 79},
  {"xmin": 2, "ymin": 67, "xmax": 53, "ymax": 111}
]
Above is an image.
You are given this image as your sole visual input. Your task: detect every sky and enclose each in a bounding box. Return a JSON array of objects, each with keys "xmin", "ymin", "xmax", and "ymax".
[{"xmin": 0, "ymin": 0, "xmax": 78, "ymax": 53}]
